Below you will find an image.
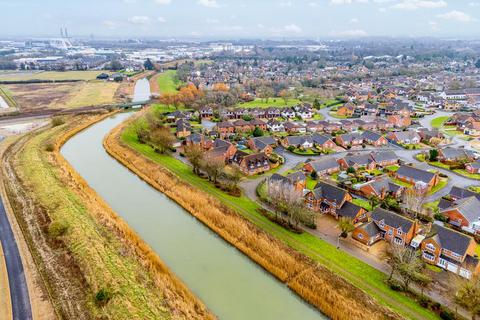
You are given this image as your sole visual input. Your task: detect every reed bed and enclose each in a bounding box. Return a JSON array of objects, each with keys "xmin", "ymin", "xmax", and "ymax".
[
  {"xmin": 3, "ymin": 112, "xmax": 213, "ymax": 320},
  {"xmin": 105, "ymin": 114, "xmax": 403, "ymax": 320}
]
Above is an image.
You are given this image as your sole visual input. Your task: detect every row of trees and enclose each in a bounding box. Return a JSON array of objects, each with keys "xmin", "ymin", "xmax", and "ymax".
[
  {"xmin": 266, "ymin": 179, "xmax": 315, "ymax": 228},
  {"xmin": 184, "ymin": 144, "xmax": 242, "ymax": 193}
]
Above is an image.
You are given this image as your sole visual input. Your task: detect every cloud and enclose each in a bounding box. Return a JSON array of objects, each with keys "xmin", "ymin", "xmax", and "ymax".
[
  {"xmin": 330, "ymin": 0, "xmax": 369, "ymax": 5},
  {"xmin": 157, "ymin": 16, "xmax": 167, "ymax": 23},
  {"xmin": 331, "ymin": 29, "xmax": 368, "ymax": 37},
  {"xmin": 123, "ymin": 0, "xmax": 137, "ymax": 3},
  {"xmin": 103, "ymin": 20, "xmax": 117, "ymax": 30},
  {"xmin": 437, "ymin": 10, "xmax": 474, "ymax": 22},
  {"xmin": 391, "ymin": 0, "xmax": 447, "ymax": 10},
  {"xmin": 128, "ymin": 16, "xmax": 151, "ymax": 24},
  {"xmin": 429, "ymin": 20, "xmax": 439, "ymax": 31},
  {"xmin": 206, "ymin": 18, "xmax": 220, "ymax": 24},
  {"xmin": 470, "ymin": 2, "xmax": 480, "ymax": 6},
  {"xmin": 350, "ymin": 17, "xmax": 359, "ymax": 23},
  {"xmin": 284, "ymin": 23, "xmax": 302, "ymax": 33},
  {"xmin": 154, "ymin": 0, "xmax": 172, "ymax": 4},
  {"xmin": 197, "ymin": 0, "xmax": 219, "ymax": 7},
  {"xmin": 280, "ymin": 1, "xmax": 293, "ymax": 7}
]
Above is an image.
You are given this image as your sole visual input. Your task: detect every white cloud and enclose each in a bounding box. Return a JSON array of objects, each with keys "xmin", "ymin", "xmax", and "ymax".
[
  {"xmin": 197, "ymin": 0, "xmax": 219, "ymax": 7},
  {"xmin": 350, "ymin": 17, "xmax": 359, "ymax": 23},
  {"xmin": 280, "ymin": 1, "xmax": 293, "ymax": 7},
  {"xmin": 103, "ymin": 20, "xmax": 117, "ymax": 30},
  {"xmin": 154, "ymin": 0, "xmax": 172, "ymax": 4},
  {"xmin": 284, "ymin": 23, "xmax": 302, "ymax": 33},
  {"xmin": 123, "ymin": 0, "xmax": 137, "ymax": 3},
  {"xmin": 128, "ymin": 16, "xmax": 151, "ymax": 24},
  {"xmin": 469, "ymin": 1, "xmax": 480, "ymax": 6},
  {"xmin": 206, "ymin": 18, "xmax": 220, "ymax": 24},
  {"xmin": 437, "ymin": 10, "xmax": 474, "ymax": 22},
  {"xmin": 157, "ymin": 16, "xmax": 167, "ymax": 23},
  {"xmin": 330, "ymin": 0, "xmax": 369, "ymax": 5},
  {"xmin": 308, "ymin": 2, "xmax": 321, "ymax": 6},
  {"xmin": 429, "ymin": 20, "xmax": 439, "ymax": 31},
  {"xmin": 378, "ymin": 7, "xmax": 387, "ymax": 12},
  {"xmin": 391, "ymin": 0, "xmax": 447, "ymax": 10},
  {"xmin": 331, "ymin": 29, "xmax": 368, "ymax": 37}
]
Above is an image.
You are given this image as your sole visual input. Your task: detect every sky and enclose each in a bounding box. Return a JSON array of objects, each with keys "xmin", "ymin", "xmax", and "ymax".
[{"xmin": 0, "ymin": 0, "xmax": 479, "ymax": 39}]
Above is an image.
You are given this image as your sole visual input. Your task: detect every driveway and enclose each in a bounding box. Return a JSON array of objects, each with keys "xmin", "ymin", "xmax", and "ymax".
[{"xmin": 0, "ymin": 196, "xmax": 32, "ymax": 320}]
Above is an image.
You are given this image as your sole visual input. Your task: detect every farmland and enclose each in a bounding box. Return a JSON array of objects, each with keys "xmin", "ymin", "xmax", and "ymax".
[{"xmin": 0, "ymin": 70, "xmax": 112, "ymax": 81}]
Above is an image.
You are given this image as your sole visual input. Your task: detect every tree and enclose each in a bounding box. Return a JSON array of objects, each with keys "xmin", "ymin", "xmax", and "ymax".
[
  {"xmin": 108, "ymin": 60, "xmax": 123, "ymax": 71},
  {"xmin": 455, "ymin": 275, "xmax": 480, "ymax": 320},
  {"xmin": 279, "ymin": 89, "xmax": 292, "ymax": 105},
  {"xmin": 475, "ymin": 58, "xmax": 480, "ymax": 69},
  {"xmin": 212, "ymin": 83, "xmax": 229, "ymax": 92},
  {"xmin": 149, "ymin": 127, "xmax": 175, "ymax": 154},
  {"xmin": 402, "ymin": 188, "xmax": 426, "ymax": 217},
  {"xmin": 144, "ymin": 58, "xmax": 155, "ymax": 70},
  {"xmin": 202, "ymin": 154, "xmax": 225, "ymax": 183},
  {"xmin": 429, "ymin": 149, "xmax": 438, "ymax": 162},
  {"xmin": 369, "ymin": 195, "xmax": 380, "ymax": 211},
  {"xmin": 313, "ymin": 98, "xmax": 321, "ymax": 109},
  {"xmin": 337, "ymin": 217, "xmax": 354, "ymax": 238},
  {"xmin": 257, "ymin": 86, "xmax": 274, "ymax": 103},
  {"xmin": 252, "ymin": 127, "xmax": 264, "ymax": 137},
  {"xmin": 386, "ymin": 244, "xmax": 426, "ymax": 291},
  {"xmin": 346, "ymin": 166, "xmax": 356, "ymax": 174},
  {"xmin": 184, "ymin": 144, "xmax": 204, "ymax": 175},
  {"xmin": 222, "ymin": 165, "xmax": 242, "ymax": 191}
]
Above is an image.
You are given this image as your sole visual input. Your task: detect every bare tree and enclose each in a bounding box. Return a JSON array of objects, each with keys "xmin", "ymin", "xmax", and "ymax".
[
  {"xmin": 149, "ymin": 126, "xmax": 175, "ymax": 154},
  {"xmin": 386, "ymin": 244, "xmax": 428, "ymax": 291},
  {"xmin": 184, "ymin": 144, "xmax": 204, "ymax": 175},
  {"xmin": 455, "ymin": 275, "xmax": 480, "ymax": 320},
  {"xmin": 402, "ymin": 188, "xmax": 426, "ymax": 217},
  {"xmin": 202, "ymin": 153, "xmax": 225, "ymax": 183}
]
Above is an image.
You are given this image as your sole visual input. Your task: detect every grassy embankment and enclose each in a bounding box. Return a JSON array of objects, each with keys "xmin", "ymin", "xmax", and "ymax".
[
  {"xmin": 3, "ymin": 113, "xmax": 212, "ymax": 320},
  {"xmin": 150, "ymin": 71, "xmax": 182, "ymax": 113},
  {"xmin": 430, "ymin": 116, "xmax": 450, "ymax": 129},
  {"xmin": 110, "ymin": 113, "xmax": 440, "ymax": 320}
]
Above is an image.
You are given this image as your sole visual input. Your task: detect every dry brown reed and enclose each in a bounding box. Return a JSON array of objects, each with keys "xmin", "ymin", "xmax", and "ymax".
[{"xmin": 104, "ymin": 114, "xmax": 404, "ymax": 320}]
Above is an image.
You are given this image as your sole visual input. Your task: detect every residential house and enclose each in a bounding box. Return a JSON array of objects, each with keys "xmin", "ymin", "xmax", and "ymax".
[
  {"xmin": 466, "ymin": 160, "xmax": 480, "ymax": 174},
  {"xmin": 312, "ymin": 133, "xmax": 337, "ymax": 150},
  {"xmin": 266, "ymin": 119, "xmax": 285, "ymax": 132},
  {"xmin": 176, "ymin": 119, "xmax": 192, "ymax": 138},
  {"xmin": 335, "ymin": 133, "xmax": 363, "ymax": 148},
  {"xmin": 370, "ymin": 208, "xmax": 419, "ymax": 245},
  {"xmin": 270, "ymin": 172, "xmax": 306, "ymax": 192},
  {"xmin": 361, "ymin": 131, "xmax": 388, "ymax": 147},
  {"xmin": 247, "ymin": 136, "xmax": 276, "ymax": 156},
  {"xmin": 337, "ymin": 103, "xmax": 356, "ymax": 117},
  {"xmin": 282, "ymin": 135, "xmax": 314, "ymax": 149},
  {"xmin": 284, "ymin": 122, "xmax": 307, "ymax": 134},
  {"xmin": 296, "ymin": 106, "xmax": 314, "ymax": 119},
  {"xmin": 303, "ymin": 157, "xmax": 340, "ymax": 175},
  {"xmin": 437, "ymin": 147, "xmax": 476, "ymax": 164},
  {"xmin": 387, "ymin": 115, "xmax": 411, "ymax": 128},
  {"xmin": 206, "ymin": 139, "xmax": 237, "ymax": 162},
  {"xmin": 338, "ymin": 153, "xmax": 376, "ymax": 170},
  {"xmin": 440, "ymin": 196, "xmax": 480, "ymax": 234},
  {"xmin": 387, "ymin": 131, "xmax": 421, "ymax": 145},
  {"xmin": 306, "ymin": 121, "xmax": 325, "ymax": 133},
  {"xmin": 200, "ymin": 106, "xmax": 214, "ymax": 119},
  {"xmin": 357, "ymin": 177, "xmax": 404, "ymax": 200},
  {"xmin": 370, "ymin": 151, "xmax": 398, "ymax": 167},
  {"xmin": 233, "ymin": 151, "xmax": 271, "ymax": 175},
  {"xmin": 394, "ymin": 165, "xmax": 439, "ymax": 191},
  {"xmin": 281, "ymin": 108, "xmax": 296, "ymax": 119},
  {"xmin": 421, "ymin": 225, "xmax": 480, "ymax": 279},
  {"xmin": 352, "ymin": 221, "xmax": 382, "ymax": 246}
]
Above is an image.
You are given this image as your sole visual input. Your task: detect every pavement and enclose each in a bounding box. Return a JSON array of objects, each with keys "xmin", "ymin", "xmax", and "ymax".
[{"xmin": 0, "ymin": 195, "xmax": 32, "ymax": 320}]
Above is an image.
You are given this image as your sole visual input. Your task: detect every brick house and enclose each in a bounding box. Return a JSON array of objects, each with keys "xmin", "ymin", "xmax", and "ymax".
[
  {"xmin": 247, "ymin": 136, "xmax": 276, "ymax": 156},
  {"xmin": 269, "ymin": 172, "xmax": 306, "ymax": 192},
  {"xmin": 440, "ymin": 196, "xmax": 480, "ymax": 234},
  {"xmin": 303, "ymin": 157, "xmax": 340, "ymax": 175},
  {"xmin": 387, "ymin": 115, "xmax": 411, "ymax": 128},
  {"xmin": 338, "ymin": 153, "xmax": 376, "ymax": 170},
  {"xmin": 361, "ymin": 131, "xmax": 388, "ymax": 147},
  {"xmin": 369, "ymin": 208, "xmax": 418, "ymax": 245},
  {"xmin": 394, "ymin": 165, "xmax": 439, "ymax": 192},
  {"xmin": 232, "ymin": 151, "xmax": 271, "ymax": 175},
  {"xmin": 335, "ymin": 133, "xmax": 363, "ymax": 148},
  {"xmin": 421, "ymin": 225, "xmax": 480, "ymax": 279}
]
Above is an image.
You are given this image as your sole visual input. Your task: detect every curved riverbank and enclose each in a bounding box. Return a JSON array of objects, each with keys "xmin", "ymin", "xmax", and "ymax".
[
  {"xmin": 104, "ymin": 111, "xmax": 401, "ymax": 320},
  {"xmin": 2, "ymin": 111, "xmax": 212, "ymax": 320}
]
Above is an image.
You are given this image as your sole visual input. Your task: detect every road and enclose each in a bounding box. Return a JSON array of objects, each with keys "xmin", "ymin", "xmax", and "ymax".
[{"xmin": 0, "ymin": 195, "xmax": 32, "ymax": 320}]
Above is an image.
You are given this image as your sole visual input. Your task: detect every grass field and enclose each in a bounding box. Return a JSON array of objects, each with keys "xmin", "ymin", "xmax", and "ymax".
[
  {"xmin": 4, "ymin": 82, "xmax": 119, "ymax": 110},
  {"xmin": 157, "ymin": 70, "xmax": 181, "ymax": 94},
  {"xmin": 453, "ymin": 169, "xmax": 480, "ymax": 180},
  {"xmin": 427, "ymin": 179, "xmax": 448, "ymax": 196},
  {"xmin": 0, "ymin": 70, "xmax": 111, "ymax": 81},
  {"xmin": 238, "ymin": 98, "xmax": 301, "ymax": 108},
  {"xmin": 121, "ymin": 124, "xmax": 439, "ymax": 320},
  {"xmin": 351, "ymin": 198, "xmax": 373, "ymax": 211},
  {"xmin": 430, "ymin": 116, "xmax": 450, "ymax": 128}
]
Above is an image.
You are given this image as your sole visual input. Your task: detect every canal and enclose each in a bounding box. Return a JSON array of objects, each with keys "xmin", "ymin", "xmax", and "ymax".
[{"xmin": 61, "ymin": 79, "xmax": 325, "ymax": 320}]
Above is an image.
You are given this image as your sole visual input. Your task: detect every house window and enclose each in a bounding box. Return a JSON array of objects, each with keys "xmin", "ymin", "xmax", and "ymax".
[
  {"xmin": 397, "ymin": 228, "xmax": 403, "ymax": 235},
  {"xmin": 357, "ymin": 233, "xmax": 364, "ymax": 239},
  {"xmin": 426, "ymin": 243, "xmax": 436, "ymax": 252},
  {"xmin": 394, "ymin": 237, "xmax": 404, "ymax": 245},
  {"xmin": 388, "ymin": 229, "xmax": 393, "ymax": 236},
  {"xmin": 422, "ymin": 251, "xmax": 435, "ymax": 262}
]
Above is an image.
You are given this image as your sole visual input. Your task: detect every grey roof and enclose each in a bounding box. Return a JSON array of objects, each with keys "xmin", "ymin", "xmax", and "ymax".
[
  {"xmin": 361, "ymin": 131, "xmax": 383, "ymax": 142},
  {"xmin": 337, "ymin": 201, "xmax": 363, "ymax": 219},
  {"xmin": 286, "ymin": 171, "xmax": 306, "ymax": 183},
  {"xmin": 396, "ymin": 165, "xmax": 435, "ymax": 184},
  {"xmin": 370, "ymin": 151, "xmax": 397, "ymax": 163},
  {"xmin": 390, "ymin": 131, "xmax": 420, "ymax": 141},
  {"xmin": 338, "ymin": 133, "xmax": 362, "ymax": 144},
  {"xmin": 285, "ymin": 135, "xmax": 313, "ymax": 146},
  {"xmin": 343, "ymin": 153, "xmax": 375, "ymax": 167},
  {"xmin": 428, "ymin": 225, "xmax": 472, "ymax": 256},
  {"xmin": 307, "ymin": 157, "xmax": 339, "ymax": 172},
  {"xmin": 440, "ymin": 148, "xmax": 475, "ymax": 160},
  {"xmin": 358, "ymin": 221, "xmax": 382, "ymax": 237},
  {"xmin": 438, "ymin": 198, "xmax": 454, "ymax": 210},
  {"xmin": 371, "ymin": 207, "xmax": 414, "ymax": 232},
  {"xmin": 312, "ymin": 133, "xmax": 333, "ymax": 145},
  {"xmin": 441, "ymin": 196, "xmax": 480, "ymax": 223},
  {"xmin": 369, "ymin": 177, "xmax": 403, "ymax": 195},
  {"xmin": 312, "ymin": 181, "xmax": 348, "ymax": 204},
  {"xmin": 448, "ymin": 186, "xmax": 480, "ymax": 201}
]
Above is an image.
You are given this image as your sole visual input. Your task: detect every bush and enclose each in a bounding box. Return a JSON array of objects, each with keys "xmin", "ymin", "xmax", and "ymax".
[
  {"xmin": 48, "ymin": 220, "xmax": 69, "ymax": 238},
  {"xmin": 434, "ymin": 213, "xmax": 448, "ymax": 222},
  {"xmin": 418, "ymin": 295, "xmax": 431, "ymax": 308},
  {"xmin": 439, "ymin": 172, "xmax": 448, "ymax": 178},
  {"xmin": 387, "ymin": 279, "xmax": 403, "ymax": 291},
  {"xmin": 287, "ymin": 146, "xmax": 295, "ymax": 152},
  {"xmin": 95, "ymin": 288, "xmax": 113, "ymax": 306},
  {"xmin": 51, "ymin": 116, "xmax": 65, "ymax": 127},
  {"xmin": 45, "ymin": 143, "xmax": 55, "ymax": 152},
  {"xmin": 439, "ymin": 309, "xmax": 456, "ymax": 320}
]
